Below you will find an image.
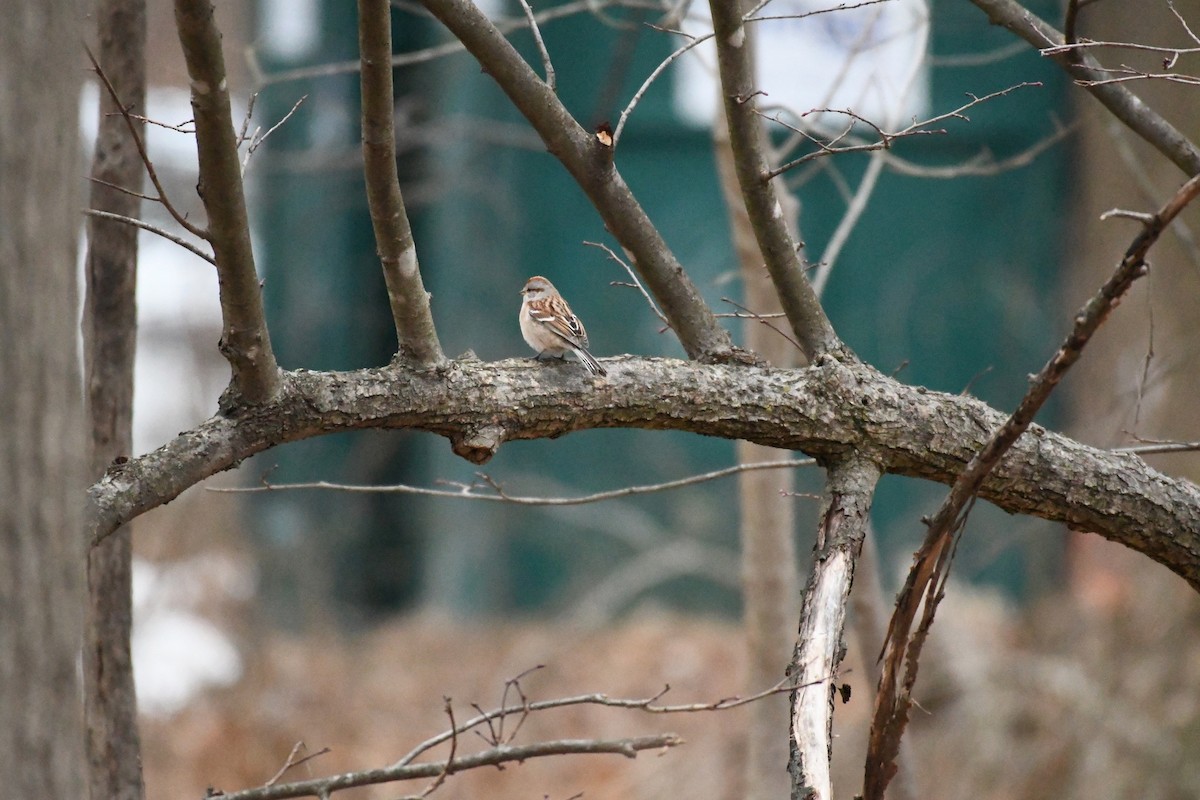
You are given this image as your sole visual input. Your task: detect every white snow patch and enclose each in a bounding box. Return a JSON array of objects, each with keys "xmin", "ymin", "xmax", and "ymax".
[{"xmin": 132, "ymin": 556, "xmax": 255, "ymax": 716}]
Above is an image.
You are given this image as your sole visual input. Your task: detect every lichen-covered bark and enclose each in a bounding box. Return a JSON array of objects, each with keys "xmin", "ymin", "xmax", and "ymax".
[{"xmin": 90, "ymin": 357, "xmax": 1200, "ymax": 590}]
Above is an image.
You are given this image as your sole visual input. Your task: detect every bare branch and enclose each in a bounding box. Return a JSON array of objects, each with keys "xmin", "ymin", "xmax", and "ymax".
[
  {"xmin": 418, "ymin": 0, "xmax": 740, "ymax": 363},
  {"xmin": 254, "ymin": 0, "xmax": 644, "ymax": 87},
  {"xmin": 174, "ymin": 0, "xmax": 282, "ymax": 403},
  {"xmin": 394, "ymin": 677, "xmax": 803, "ymax": 771},
  {"xmin": 1114, "ymin": 439, "xmax": 1200, "ymax": 455},
  {"xmin": 358, "ymin": 0, "xmax": 445, "ymax": 366},
  {"xmin": 720, "ymin": 297, "xmax": 804, "ymax": 352},
  {"xmin": 864, "ymin": 169, "xmax": 1200, "ymax": 800},
  {"xmin": 88, "ymin": 359, "xmax": 1200, "ymax": 595},
  {"xmin": 767, "ymin": 83, "xmax": 1044, "ymax": 179},
  {"xmin": 969, "ymin": 0, "xmax": 1200, "ymax": 176},
  {"xmin": 211, "ymin": 458, "xmax": 818, "ymax": 504},
  {"xmin": 881, "ymin": 122, "xmax": 1074, "ymax": 178},
  {"xmin": 87, "ymin": 176, "xmax": 158, "ymax": 203},
  {"xmin": 585, "ymin": 240, "xmax": 670, "ymax": 327},
  {"xmin": 83, "ymin": 209, "xmax": 216, "ymax": 266},
  {"xmin": 708, "ymin": 0, "xmax": 846, "ymax": 362},
  {"xmin": 216, "ymin": 735, "xmax": 682, "ymax": 800},
  {"xmin": 613, "ymin": 30, "xmax": 711, "ymax": 147},
  {"xmin": 790, "ymin": 456, "xmax": 881, "ymax": 800},
  {"xmin": 417, "ymin": 700, "xmax": 456, "ymax": 797},
  {"xmin": 516, "ymin": 0, "xmax": 555, "ymax": 92},
  {"xmin": 812, "ymin": 152, "xmax": 885, "ymax": 296},
  {"xmin": 84, "ymin": 45, "xmax": 209, "ymax": 241},
  {"xmin": 263, "ymin": 743, "xmax": 331, "ymax": 788},
  {"xmin": 1075, "ymin": 66, "xmax": 1200, "ymax": 88},
  {"xmin": 241, "ymin": 94, "xmax": 307, "ymax": 174}
]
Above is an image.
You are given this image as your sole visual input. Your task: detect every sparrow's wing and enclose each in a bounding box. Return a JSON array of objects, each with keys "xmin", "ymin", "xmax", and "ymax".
[{"xmin": 528, "ymin": 306, "xmax": 589, "ymax": 348}]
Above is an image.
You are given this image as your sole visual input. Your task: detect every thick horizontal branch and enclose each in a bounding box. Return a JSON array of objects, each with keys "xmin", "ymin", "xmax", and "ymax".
[{"xmin": 89, "ymin": 357, "xmax": 1200, "ymax": 589}]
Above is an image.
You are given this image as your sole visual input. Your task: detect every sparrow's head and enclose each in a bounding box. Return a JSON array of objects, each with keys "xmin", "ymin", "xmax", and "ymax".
[{"xmin": 520, "ymin": 275, "xmax": 556, "ymax": 301}]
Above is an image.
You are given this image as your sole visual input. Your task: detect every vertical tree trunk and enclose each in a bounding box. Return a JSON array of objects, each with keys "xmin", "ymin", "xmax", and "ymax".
[
  {"xmin": 0, "ymin": 0, "xmax": 86, "ymax": 795},
  {"xmin": 83, "ymin": 1, "xmax": 147, "ymax": 797},
  {"xmin": 716, "ymin": 91, "xmax": 802, "ymax": 800}
]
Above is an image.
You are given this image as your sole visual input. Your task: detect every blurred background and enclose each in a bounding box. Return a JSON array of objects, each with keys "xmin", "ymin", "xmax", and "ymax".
[{"xmin": 113, "ymin": 0, "xmax": 1200, "ymax": 797}]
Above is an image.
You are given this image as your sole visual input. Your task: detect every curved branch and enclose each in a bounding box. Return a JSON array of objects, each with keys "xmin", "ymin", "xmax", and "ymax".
[
  {"xmin": 707, "ymin": 0, "xmax": 846, "ymax": 362},
  {"xmin": 173, "ymin": 0, "xmax": 281, "ymax": 402},
  {"xmin": 969, "ymin": 0, "xmax": 1200, "ymax": 176},
  {"xmin": 358, "ymin": 0, "xmax": 445, "ymax": 366},
  {"xmin": 88, "ymin": 358, "xmax": 1200, "ymax": 590},
  {"xmin": 417, "ymin": 0, "xmax": 740, "ymax": 363}
]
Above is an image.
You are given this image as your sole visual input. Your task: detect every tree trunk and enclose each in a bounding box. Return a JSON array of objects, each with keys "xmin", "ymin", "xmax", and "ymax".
[
  {"xmin": 0, "ymin": 0, "xmax": 86, "ymax": 794},
  {"xmin": 83, "ymin": 0, "xmax": 147, "ymax": 797}
]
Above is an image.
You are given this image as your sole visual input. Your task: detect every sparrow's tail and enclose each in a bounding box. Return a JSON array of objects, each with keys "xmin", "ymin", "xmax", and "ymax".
[{"xmin": 574, "ymin": 345, "xmax": 607, "ymax": 376}]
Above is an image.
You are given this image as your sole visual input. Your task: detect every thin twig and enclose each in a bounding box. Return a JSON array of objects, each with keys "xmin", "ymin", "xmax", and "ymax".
[
  {"xmin": 87, "ymin": 176, "xmax": 158, "ymax": 203},
  {"xmin": 255, "ymin": 0, "xmax": 643, "ymax": 87},
  {"xmin": 1132, "ymin": 287, "xmax": 1155, "ymax": 429},
  {"xmin": 584, "ymin": 240, "xmax": 670, "ymax": 327},
  {"xmin": 720, "ymin": 297, "xmax": 805, "ymax": 353},
  {"xmin": 211, "ymin": 458, "xmax": 818, "ymax": 503},
  {"xmin": 1169, "ymin": 0, "xmax": 1200, "ymax": 46},
  {"xmin": 264, "ymin": 743, "xmax": 332, "ymax": 788},
  {"xmin": 394, "ymin": 676, "xmax": 807, "ymax": 771},
  {"xmin": 237, "ymin": 92, "xmax": 259, "ymax": 147},
  {"xmin": 767, "ymin": 82, "xmax": 1043, "ymax": 179},
  {"xmin": 612, "ymin": 30, "xmax": 712, "ymax": 147},
  {"xmin": 516, "ymin": 0, "xmax": 555, "ymax": 92},
  {"xmin": 84, "ymin": 45, "xmax": 210, "ymax": 241},
  {"xmin": 882, "ymin": 121, "xmax": 1073, "ymax": 178},
  {"xmin": 417, "ymin": 700, "xmax": 456, "ymax": 797},
  {"xmin": 1076, "ymin": 67, "xmax": 1200, "ymax": 88},
  {"xmin": 83, "ymin": 209, "xmax": 217, "ymax": 265},
  {"xmin": 116, "ymin": 112, "xmax": 195, "ymax": 133},
  {"xmin": 242, "ymin": 94, "xmax": 308, "ymax": 174}
]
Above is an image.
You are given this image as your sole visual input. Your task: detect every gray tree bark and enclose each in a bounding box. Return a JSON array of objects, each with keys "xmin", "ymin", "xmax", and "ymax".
[
  {"xmin": 0, "ymin": 0, "xmax": 87, "ymax": 794},
  {"xmin": 83, "ymin": 0, "xmax": 147, "ymax": 797}
]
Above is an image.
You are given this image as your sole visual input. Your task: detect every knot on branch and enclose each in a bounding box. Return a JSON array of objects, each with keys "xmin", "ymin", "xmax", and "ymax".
[{"xmin": 451, "ymin": 425, "xmax": 506, "ymax": 464}]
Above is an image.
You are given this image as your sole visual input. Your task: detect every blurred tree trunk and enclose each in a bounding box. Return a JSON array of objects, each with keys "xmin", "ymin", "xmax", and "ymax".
[
  {"xmin": 0, "ymin": 0, "xmax": 87, "ymax": 795},
  {"xmin": 83, "ymin": 0, "xmax": 147, "ymax": 797},
  {"xmin": 716, "ymin": 92, "xmax": 801, "ymax": 800}
]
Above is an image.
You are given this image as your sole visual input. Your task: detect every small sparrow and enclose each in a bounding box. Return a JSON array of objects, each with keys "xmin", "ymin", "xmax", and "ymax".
[{"xmin": 519, "ymin": 275, "xmax": 606, "ymax": 376}]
